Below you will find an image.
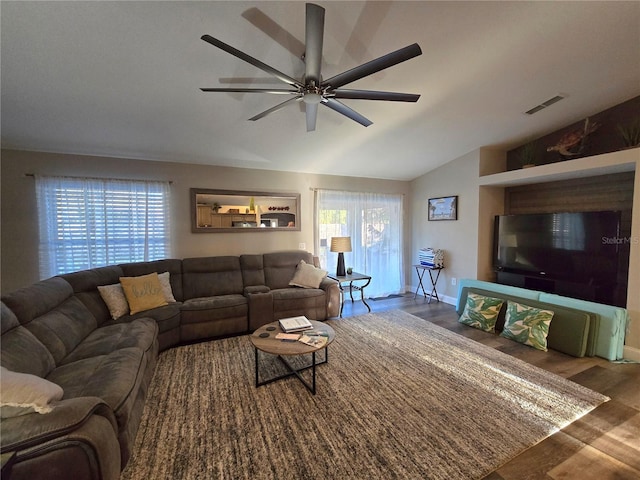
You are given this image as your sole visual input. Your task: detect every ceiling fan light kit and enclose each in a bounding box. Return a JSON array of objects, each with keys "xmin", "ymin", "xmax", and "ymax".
[{"xmin": 200, "ymin": 3, "xmax": 422, "ymax": 131}]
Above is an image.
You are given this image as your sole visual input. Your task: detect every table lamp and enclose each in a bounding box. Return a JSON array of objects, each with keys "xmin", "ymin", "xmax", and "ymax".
[{"xmin": 330, "ymin": 237, "xmax": 352, "ymax": 276}]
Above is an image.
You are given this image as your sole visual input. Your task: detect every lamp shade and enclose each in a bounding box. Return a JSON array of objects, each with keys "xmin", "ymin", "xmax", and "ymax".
[{"xmin": 330, "ymin": 237, "xmax": 352, "ymax": 253}]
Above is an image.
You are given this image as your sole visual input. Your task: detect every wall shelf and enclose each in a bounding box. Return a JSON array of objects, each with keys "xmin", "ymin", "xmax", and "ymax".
[{"xmin": 479, "ymin": 148, "xmax": 638, "ymax": 187}]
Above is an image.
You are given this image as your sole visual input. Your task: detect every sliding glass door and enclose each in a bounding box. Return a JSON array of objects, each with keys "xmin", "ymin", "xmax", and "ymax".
[{"xmin": 315, "ymin": 189, "xmax": 404, "ymax": 298}]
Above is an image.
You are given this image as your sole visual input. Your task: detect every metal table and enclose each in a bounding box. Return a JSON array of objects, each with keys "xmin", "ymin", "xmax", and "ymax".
[
  {"xmin": 413, "ymin": 265, "xmax": 443, "ymax": 303},
  {"xmin": 250, "ymin": 320, "xmax": 335, "ymax": 395},
  {"xmin": 328, "ymin": 271, "xmax": 372, "ymax": 317}
]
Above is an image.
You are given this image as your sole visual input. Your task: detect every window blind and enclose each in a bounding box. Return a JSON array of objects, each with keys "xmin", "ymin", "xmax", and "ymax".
[{"xmin": 36, "ymin": 175, "xmax": 171, "ymax": 278}]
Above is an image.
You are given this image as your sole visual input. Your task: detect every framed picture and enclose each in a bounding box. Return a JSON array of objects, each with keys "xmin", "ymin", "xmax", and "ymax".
[{"xmin": 428, "ymin": 196, "xmax": 458, "ymax": 221}]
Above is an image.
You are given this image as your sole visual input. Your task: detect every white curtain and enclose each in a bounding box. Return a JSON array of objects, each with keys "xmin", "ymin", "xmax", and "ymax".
[
  {"xmin": 36, "ymin": 175, "xmax": 171, "ymax": 279},
  {"xmin": 315, "ymin": 189, "xmax": 404, "ymax": 298}
]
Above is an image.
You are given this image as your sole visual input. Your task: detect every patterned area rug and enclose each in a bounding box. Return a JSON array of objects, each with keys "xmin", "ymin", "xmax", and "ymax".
[{"xmin": 121, "ymin": 310, "xmax": 608, "ymax": 480}]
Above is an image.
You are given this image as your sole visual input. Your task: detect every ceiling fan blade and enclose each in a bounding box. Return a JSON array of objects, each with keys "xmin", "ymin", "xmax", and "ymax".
[
  {"xmin": 200, "ymin": 88, "xmax": 298, "ymax": 95},
  {"xmin": 333, "ymin": 89, "xmax": 420, "ymax": 102},
  {"xmin": 323, "ymin": 98, "xmax": 372, "ymax": 127},
  {"xmin": 201, "ymin": 34, "xmax": 303, "ymax": 88},
  {"xmin": 248, "ymin": 96, "xmax": 301, "ymax": 121},
  {"xmin": 305, "ymin": 102, "xmax": 318, "ymax": 132},
  {"xmin": 241, "ymin": 8, "xmax": 306, "ymax": 59},
  {"xmin": 322, "ymin": 43, "xmax": 422, "ymax": 90},
  {"xmin": 305, "ymin": 3, "xmax": 325, "ymax": 84}
]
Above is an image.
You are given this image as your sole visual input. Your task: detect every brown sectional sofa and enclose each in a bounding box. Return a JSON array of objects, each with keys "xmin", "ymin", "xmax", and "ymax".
[{"xmin": 1, "ymin": 250, "xmax": 339, "ymax": 480}]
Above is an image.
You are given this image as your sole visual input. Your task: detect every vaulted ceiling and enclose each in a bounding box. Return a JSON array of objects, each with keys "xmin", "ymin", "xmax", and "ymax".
[{"xmin": 2, "ymin": 1, "xmax": 639, "ymax": 180}]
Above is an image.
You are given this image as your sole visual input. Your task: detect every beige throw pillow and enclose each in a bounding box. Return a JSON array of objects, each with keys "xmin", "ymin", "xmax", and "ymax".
[
  {"xmin": 98, "ymin": 283, "xmax": 130, "ymax": 319},
  {"xmin": 120, "ymin": 272, "xmax": 168, "ymax": 315},
  {"xmin": 157, "ymin": 271, "xmax": 177, "ymax": 303},
  {"xmin": 0, "ymin": 366, "xmax": 64, "ymax": 418},
  {"xmin": 289, "ymin": 260, "xmax": 328, "ymax": 289}
]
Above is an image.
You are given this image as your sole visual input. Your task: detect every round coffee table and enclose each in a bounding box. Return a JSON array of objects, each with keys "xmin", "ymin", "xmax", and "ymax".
[{"xmin": 250, "ymin": 320, "xmax": 335, "ymax": 395}]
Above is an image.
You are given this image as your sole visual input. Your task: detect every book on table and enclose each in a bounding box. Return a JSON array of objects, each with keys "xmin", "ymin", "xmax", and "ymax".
[{"xmin": 279, "ymin": 315, "xmax": 313, "ymax": 332}]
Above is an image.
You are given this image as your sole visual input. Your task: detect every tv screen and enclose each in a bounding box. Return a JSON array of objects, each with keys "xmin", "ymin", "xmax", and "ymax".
[{"xmin": 494, "ymin": 211, "xmax": 621, "ymax": 283}]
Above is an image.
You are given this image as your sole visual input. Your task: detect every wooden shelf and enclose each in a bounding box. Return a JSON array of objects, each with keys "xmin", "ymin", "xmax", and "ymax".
[{"xmin": 479, "ymin": 148, "xmax": 638, "ymax": 187}]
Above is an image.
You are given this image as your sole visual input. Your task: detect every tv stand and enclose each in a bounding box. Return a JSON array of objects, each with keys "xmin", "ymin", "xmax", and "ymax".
[{"xmin": 495, "ymin": 271, "xmax": 614, "ymax": 305}]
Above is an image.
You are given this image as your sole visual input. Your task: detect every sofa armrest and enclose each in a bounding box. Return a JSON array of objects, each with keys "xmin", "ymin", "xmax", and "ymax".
[
  {"xmin": 1, "ymin": 397, "xmax": 121, "ymax": 480},
  {"xmin": 246, "ymin": 291, "xmax": 274, "ymax": 331},
  {"xmin": 244, "ymin": 285, "xmax": 270, "ymax": 295},
  {"xmin": 319, "ymin": 277, "xmax": 340, "ymax": 318},
  {"xmin": 1, "ymin": 397, "xmax": 117, "ymax": 452}
]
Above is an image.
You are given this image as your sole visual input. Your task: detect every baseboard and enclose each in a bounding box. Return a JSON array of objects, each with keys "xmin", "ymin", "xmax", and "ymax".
[
  {"xmin": 406, "ymin": 287, "xmax": 456, "ymax": 306},
  {"xmin": 622, "ymin": 345, "xmax": 640, "ymax": 362}
]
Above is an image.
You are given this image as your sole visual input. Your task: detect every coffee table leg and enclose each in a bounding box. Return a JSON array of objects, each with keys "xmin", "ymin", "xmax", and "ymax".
[
  {"xmin": 311, "ymin": 351, "xmax": 316, "ymax": 395},
  {"xmin": 254, "ymin": 348, "xmax": 329, "ymax": 395},
  {"xmin": 254, "ymin": 347, "xmax": 259, "ymax": 387}
]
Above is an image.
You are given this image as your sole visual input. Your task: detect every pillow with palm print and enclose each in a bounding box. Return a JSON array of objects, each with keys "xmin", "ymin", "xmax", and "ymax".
[
  {"xmin": 500, "ymin": 301, "xmax": 554, "ymax": 351},
  {"xmin": 458, "ymin": 292, "xmax": 505, "ymax": 333}
]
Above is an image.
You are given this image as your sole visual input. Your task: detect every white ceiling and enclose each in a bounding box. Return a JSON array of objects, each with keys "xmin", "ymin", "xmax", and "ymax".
[{"xmin": 2, "ymin": 1, "xmax": 639, "ymax": 181}]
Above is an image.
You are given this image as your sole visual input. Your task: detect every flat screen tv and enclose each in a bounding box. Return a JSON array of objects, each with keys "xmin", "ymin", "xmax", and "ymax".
[{"xmin": 493, "ymin": 211, "xmax": 622, "ymax": 284}]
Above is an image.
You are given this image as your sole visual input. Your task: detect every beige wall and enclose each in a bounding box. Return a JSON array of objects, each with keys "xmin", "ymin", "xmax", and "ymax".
[
  {"xmin": 0, "ymin": 149, "xmax": 410, "ymax": 293},
  {"xmin": 410, "ymin": 149, "xmax": 482, "ymax": 302}
]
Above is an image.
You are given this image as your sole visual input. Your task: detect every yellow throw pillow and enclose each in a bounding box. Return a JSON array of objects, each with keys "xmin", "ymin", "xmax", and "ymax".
[{"xmin": 120, "ymin": 272, "xmax": 168, "ymax": 315}]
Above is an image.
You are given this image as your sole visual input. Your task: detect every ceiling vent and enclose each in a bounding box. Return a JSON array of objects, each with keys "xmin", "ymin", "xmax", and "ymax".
[{"xmin": 524, "ymin": 94, "xmax": 566, "ymax": 115}]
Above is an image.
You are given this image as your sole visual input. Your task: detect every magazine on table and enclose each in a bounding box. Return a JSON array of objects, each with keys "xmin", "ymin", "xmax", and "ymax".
[{"xmin": 279, "ymin": 315, "xmax": 313, "ymax": 332}]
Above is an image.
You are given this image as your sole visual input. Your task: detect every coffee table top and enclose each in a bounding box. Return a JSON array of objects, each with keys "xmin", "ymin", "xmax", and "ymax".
[{"xmin": 250, "ymin": 320, "xmax": 335, "ymax": 356}]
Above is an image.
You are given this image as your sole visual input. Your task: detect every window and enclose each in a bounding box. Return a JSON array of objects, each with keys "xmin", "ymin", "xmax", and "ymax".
[
  {"xmin": 315, "ymin": 189, "xmax": 404, "ymax": 298},
  {"xmin": 36, "ymin": 175, "xmax": 171, "ymax": 278}
]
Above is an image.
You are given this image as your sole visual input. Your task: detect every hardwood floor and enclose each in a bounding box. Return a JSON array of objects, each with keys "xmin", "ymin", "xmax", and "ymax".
[{"xmin": 338, "ymin": 294, "xmax": 640, "ymax": 480}]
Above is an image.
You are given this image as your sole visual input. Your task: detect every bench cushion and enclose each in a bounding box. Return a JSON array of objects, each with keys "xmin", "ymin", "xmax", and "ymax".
[{"xmin": 460, "ymin": 287, "xmax": 592, "ymax": 358}]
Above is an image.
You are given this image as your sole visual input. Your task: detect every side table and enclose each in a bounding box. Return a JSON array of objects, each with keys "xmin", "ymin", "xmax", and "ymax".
[
  {"xmin": 328, "ymin": 271, "xmax": 372, "ymax": 317},
  {"xmin": 413, "ymin": 265, "xmax": 443, "ymax": 303}
]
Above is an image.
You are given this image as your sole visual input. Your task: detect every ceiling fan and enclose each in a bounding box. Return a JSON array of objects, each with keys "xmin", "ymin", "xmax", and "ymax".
[{"xmin": 200, "ymin": 3, "xmax": 422, "ymax": 131}]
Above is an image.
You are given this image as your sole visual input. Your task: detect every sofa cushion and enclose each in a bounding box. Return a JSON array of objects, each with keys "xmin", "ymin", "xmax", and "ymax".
[
  {"xmin": 120, "ymin": 273, "xmax": 168, "ymax": 315},
  {"xmin": 263, "ymin": 251, "xmax": 315, "ymax": 289},
  {"xmin": 240, "ymin": 254, "xmax": 266, "ymax": 287},
  {"xmin": 181, "ymin": 294, "xmax": 247, "ymax": 320},
  {"xmin": 113, "ymin": 304, "xmax": 182, "ymax": 333},
  {"xmin": 271, "ymin": 287, "xmax": 326, "ymax": 320},
  {"xmin": 1, "ymin": 303, "xmax": 56, "ymax": 378},
  {"xmin": 59, "ymin": 266, "xmax": 125, "ymax": 326},
  {"xmin": 500, "ymin": 301, "xmax": 554, "ymax": 352},
  {"xmin": 289, "ymin": 260, "xmax": 328, "ymax": 289},
  {"xmin": 1, "ymin": 277, "xmax": 75, "ymax": 325},
  {"xmin": 23, "ymin": 296, "xmax": 99, "ymax": 366},
  {"xmin": 180, "ymin": 295, "xmax": 248, "ymax": 340},
  {"xmin": 0, "ymin": 366, "xmax": 64, "ymax": 418},
  {"xmin": 47, "ymin": 346, "xmax": 153, "ymax": 429},
  {"xmin": 182, "ymin": 256, "xmax": 244, "ymax": 298},
  {"xmin": 60, "ymin": 318, "xmax": 158, "ymax": 365},
  {"xmin": 457, "ymin": 292, "xmax": 504, "ymax": 333}
]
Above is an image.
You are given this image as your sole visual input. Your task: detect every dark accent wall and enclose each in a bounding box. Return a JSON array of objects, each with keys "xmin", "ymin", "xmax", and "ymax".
[{"xmin": 503, "ymin": 171, "xmax": 635, "ymax": 306}]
